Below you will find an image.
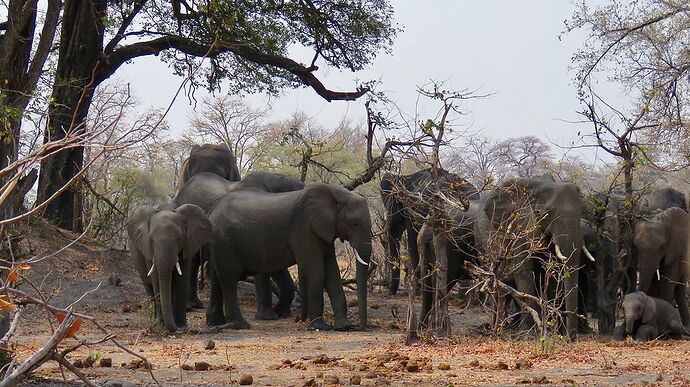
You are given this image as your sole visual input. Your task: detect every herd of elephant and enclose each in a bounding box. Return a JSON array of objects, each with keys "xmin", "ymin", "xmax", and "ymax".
[
  {"xmin": 383, "ymin": 169, "xmax": 690, "ymax": 341},
  {"xmin": 127, "ymin": 144, "xmax": 371, "ymax": 334},
  {"xmin": 127, "ymin": 143, "xmax": 690, "ymax": 342}
]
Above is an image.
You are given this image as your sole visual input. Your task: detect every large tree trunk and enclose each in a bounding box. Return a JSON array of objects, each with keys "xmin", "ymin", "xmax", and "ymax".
[{"xmin": 36, "ymin": 0, "xmax": 106, "ymax": 231}]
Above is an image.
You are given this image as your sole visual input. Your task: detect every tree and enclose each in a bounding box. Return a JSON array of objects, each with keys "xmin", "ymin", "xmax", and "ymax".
[
  {"xmin": 493, "ymin": 136, "xmax": 551, "ymax": 178},
  {"xmin": 569, "ymin": 0, "xmax": 690, "ymax": 134},
  {"xmin": 188, "ymin": 96, "xmax": 269, "ymax": 174},
  {"xmin": 25, "ymin": 0, "xmax": 399, "ymax": 230},
  {"xmin": 0, "ymin": 0, "xmax": 61, "ymax": 219}
]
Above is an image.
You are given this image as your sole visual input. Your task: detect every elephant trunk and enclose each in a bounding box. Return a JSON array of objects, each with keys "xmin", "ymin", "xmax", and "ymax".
[
  {"xmin": 636, "ymin": 252, "xmax": 657, "ymax": 294},
  {"xmin": 352, "ymin": 241, "xmax": 371, "ymax": 330},
  {"xmin": 625, "ymin": 315, "xmax": 635, "ymax": 334},
  {"xmin": 552, "ymin": 218, "xmax": 583, "ymax": 338},
  {"xmin": 156, "ymin": 251, "xmax": 178, "ymax": 333}
]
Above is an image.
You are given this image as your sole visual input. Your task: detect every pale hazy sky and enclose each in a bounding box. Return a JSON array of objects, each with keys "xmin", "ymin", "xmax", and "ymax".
[{"xmin": 117, "ymin": 1, "xmax": 617, "ymax": 163}]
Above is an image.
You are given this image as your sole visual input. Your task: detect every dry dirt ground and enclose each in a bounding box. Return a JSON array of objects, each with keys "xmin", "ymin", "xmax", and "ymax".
[{"xmin": 8, "ymin": 218, "xmax": 690, "ymax": 386}]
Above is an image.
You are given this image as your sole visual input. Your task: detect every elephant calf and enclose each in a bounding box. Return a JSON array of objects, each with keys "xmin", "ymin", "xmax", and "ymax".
[
  {"xmin": 613, "ymin": 292, "xmax": 690, "ymax": 342},
  {"xmin": 127, "ymin": 203, "xmax": 212, "ymax": 333}
]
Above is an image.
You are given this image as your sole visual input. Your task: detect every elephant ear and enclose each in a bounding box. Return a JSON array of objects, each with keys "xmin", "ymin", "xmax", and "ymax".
[
  {"xmin": 641, "ymin": 292, "xmax": 656, "ymax": 324},
  {"xmin": 485, "ymin": 179, "xmax": 529, "ymax": 225},
  {"xmin": 300, "ymin": 183, "xmax": 337, "ymax": 243},
  {"xmin": 127, "ymin": 205, "xmax": 158, "ymax": 258},
  {"xmin": 662, "ymin": 208, "xmax": 690, "ymax": 266},
  {"xmin": 175, "ymin": 204, "xmax": 212, "ymax": 261}
]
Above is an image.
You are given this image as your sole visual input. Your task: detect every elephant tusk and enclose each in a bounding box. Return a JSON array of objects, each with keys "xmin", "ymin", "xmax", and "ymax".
[
  {"xmin": 176, "ymin": 261, "xmax": 182, "ymax": 276},
  {"xmin": 147, "ymin": 264, "xmax": 155, "ymax": 277},
  {"xmin": 554, "ymin": 243, "xmax": 569, "ymax": 261},
  {"xmin": 355, "ymin": 251, "xmax": 369, "ymax": 267},
  {"xmin": 657, "ymin": 269, "xmax": 661, "ymax": 281},
  {"xmin": 582, "ymin": 246, "xmax": 596, "ymax": 262}
]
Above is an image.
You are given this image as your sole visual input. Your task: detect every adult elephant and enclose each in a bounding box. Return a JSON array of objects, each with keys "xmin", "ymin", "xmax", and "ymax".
[
  {"xmin": 380, "ymin": 168, "xmax": 480, "ymax": 295},
  {"xmin": 579, "ymin": 190, "xmax": 625, "ymax": 335},
  {"xmin": 633, "ymin": 207, "xmax": 690, "ymax": 326},
  {"xmin": 639, "ymin": 187, "xmax": 687, "ymax": 214},
  {"xmin": 127, "ymin": 203, "xmax": 211, "ymax": 333},
  {"xmin": 417, "ymin": 201, "xmax": 479, "ymax": 326},
  {"xmin": 175, "ymin": 143, "xmax": 241, "ymax": 308},
  {"xmin": 178, "ymin": 143, "xmax": 241, "ymax": 189},
  {"xmin": 174, "ymin": 171, "xmax": 304, "ymax": 319},
  {"xmin": 475, "ymin": 175, "xmax": 591, "ymax": 338},
  {"xmin": 206, "ymin": 183, "xmax": 372, "ymax": 331}
]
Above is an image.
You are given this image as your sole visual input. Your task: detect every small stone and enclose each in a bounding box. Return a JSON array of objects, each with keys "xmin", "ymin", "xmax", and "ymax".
[
  {"xmin": 405, "ymin": 362, "xmax": 419, "ymax": 372},
  {"xmin": 99, "ymin": 358, "xmax": 112, "ymax": 367},
  {"xmin": 268, "ymin": 364, "xmax": 282, "ymax": 370},
  {"xmin": 497, "ymin": 361, "xmax": 509, "ymax": 370},
  {"xmin": 239, "ymin": 374, "xmax": 253, "ymax": 385},
  {"xmin": 283, "ymin": 359, "xmax": 292, "ymax": 365},
  {"xmin": 316, "ymin": 372, "xmax": 324, "ymax": 378},
  {"xmin": 347, "ymin": 300, "xmax": 358, "ymax": 307},
  {"xmin": 181, "ymin": 364, "xmax": 192, "ymax": 371},
  {"xmin": 204, "ymin": 340, "xmax": 216, "ymax": 350},
  {"xmin": 312, "ymin": 354, "xmax": 331, "ymax": 364},
  {"xmin": 515, "ymin": 359, "xmax": 532, "ymax": 370},
  {"xmin": 469, "ymin": 360, "xmax": 479, "ymax": 367},
  {"xmin": 656, "ymin": 374, "xmax": 664, "ymax": 382},
  {"xmin": 350, "ymin": 375, "xmax": 362, "ymax": 385},
  {"xmin": 365, "ymin": 371, "xmax": 378, "ymax": 379},
  {"xmin": 194, "ymin": 361, "xmax": 210, "ymax": 371},
  {"xmin": 371, "ymin": 304, "xmax": 380, "ymax": 310},
  {"xmin": 438, "ymin": 363, "xmax": 450, "ymax": 370},
  {"xmin": 73, "ymin": 359, "xmax": 84, "ymax": 368},
  {"xmin": 374, "ymin": 379, "xmax": 390, "ymax": 386},
  {"xmin": 84, "ymin": 356, "xmax": 97, "ymax": 367},
  {"xmin": 324, "ymin": 375, "xmax": 339, "ymax": 384},
  {"xmin": 121, "ymin": 305, "xmax": 131, "ymax": 313},
  {"xmin": 303, "ymin": 378, "xmax": 317, "ymax": 387}
]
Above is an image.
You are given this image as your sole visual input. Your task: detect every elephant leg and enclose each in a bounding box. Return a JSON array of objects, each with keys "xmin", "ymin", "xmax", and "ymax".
[
  {"xmin": 634, "ymin": 324, "xmax": 658, "ymax": 342},
  {"xmin": 219, "ymin": 277, "xmax": 250, "ymax": 329},
  {"xmin": 323, "ymin": 247, "xmax": 352, "ymax": 331},
  {"xmin": 187, "ymin": 252, "xmax": 204, "ymax": 310},
  {"xmin": 298, "ymin": 267, "xmax": 308, "ymax": 322},
  {"xmin": 272, "ymin": 269, "xmax": 295, "ymax": 318},
  {"xmin": 295, "ymin": 245, "xmax": 328, "ymax": 331},
  {"xmin": 668, "ymin": 319, "xmax": 690, "ymax": 337},
  {"xmin": 406, "ymin": 222, "xmax": 421, "ymax": 295},
  {"xmin": 419, "ymin": 239, "xmax": 434, "ymax": 329},
  {"xmin": 674, "ymin": 283, "xmax": 690, "ymax": 327},
  {"xmin": 513, "ymin": 265, "xmax": 538, "ymax": 331},
  {"xmin": 386, "ymin": 222, "xmax": 404, "ymax": 295},
  {"xmin": 254, "ymin": 273, "xmax": 279, "ymax": 320},
  {"xmin": 205, "ymin": 262, "xmax": 226, "ymax": 327},
  {"xmin": 612, "ymin": 325, "xmax": 627, "ymax": 341}
]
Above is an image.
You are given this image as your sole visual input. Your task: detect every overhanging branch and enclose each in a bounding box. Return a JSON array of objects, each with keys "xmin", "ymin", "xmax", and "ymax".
[{"xmin": 99, "ymin": 36, "xmax": 368, "ymax": 101}]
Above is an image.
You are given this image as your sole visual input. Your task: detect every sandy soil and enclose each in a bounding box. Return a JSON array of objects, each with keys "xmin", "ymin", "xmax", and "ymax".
[{"xmin": 8, "ymin": 219, "xmax": 690, "ymax": 386}]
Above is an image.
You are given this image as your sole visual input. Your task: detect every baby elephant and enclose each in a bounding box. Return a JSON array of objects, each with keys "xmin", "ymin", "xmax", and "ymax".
[
  {"xmin": 128, "ymin": 203, "xmax": 212, "ymax": 333},
  {"xmin": 613, "ymin": 291, "xmax": 690, "ymax": 342}
]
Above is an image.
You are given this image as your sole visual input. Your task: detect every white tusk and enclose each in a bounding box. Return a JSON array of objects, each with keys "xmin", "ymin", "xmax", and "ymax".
[
  {"xmin": 657, "ymin": 269, "xmax": 661, "ymax": 281},
  {"xmin": 176, "ymin": 261, "xmax": 182, "ymax": 275},
  {"xmin": 554, "ymin": 243, "xmax": 568, "ymax": 260},
  {"xmin": 355, "ymin": 250, "xmax": 369, "ymax": 266},
  {"xmin": 582, "ymin": 246, "xmax": 596, "ymax": 262},
  {"xmin": 147, "ymin": 264, "xmax": 155, "ymax": 277}
]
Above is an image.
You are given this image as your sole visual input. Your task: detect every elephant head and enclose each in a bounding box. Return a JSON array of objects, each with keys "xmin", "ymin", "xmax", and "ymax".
[
  {"xmin": 634, "ymin": 207, "xmax": 690, "ymax": 294},
  {"xmin": 178, "ymin": 143, "xmax": 241, "ymax": 189},
  {"xmin": 622, "ymin": 291, "xmax": 655, "ymax": 334},
  {"xmin": 127, "ymin": 203, "xmax": 212, "ymax": 332},
  {"xmin": 301, "ymin": 183, "xmax": 373, "ymax": 329},
  {"xmin": 485, "ymin": 175, "xmax": 588, "ymax": 336}
]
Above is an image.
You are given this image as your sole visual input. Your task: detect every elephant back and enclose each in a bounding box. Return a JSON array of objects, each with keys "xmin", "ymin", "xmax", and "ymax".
[
  {"xmin": 178, "ymin": 143, "xmax": 241, "ymax": 191},
  {"xmin": 639, "ymin": 187, "xmax": 687, "ymax": 215}
]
